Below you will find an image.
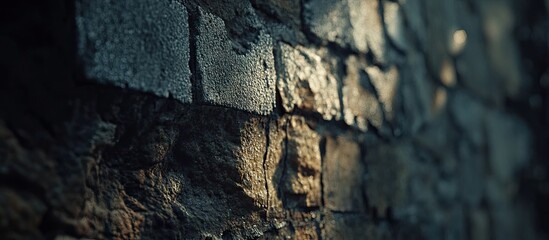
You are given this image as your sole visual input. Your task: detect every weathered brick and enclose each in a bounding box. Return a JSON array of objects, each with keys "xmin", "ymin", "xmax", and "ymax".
[
  {"xmin": 364, "ymin": 143, "xmax": 409, "ymax": 217},
  {"xmin": 322, "ymin": 213, "xmax": 384, "ymax": 239},
  {"xmin": 323, "ymin": 136, "xmax": 365, "ymax": 211},
  {"xmin": 355, "ymin": 0, "xmax": 386, "ymax": 61},
  {"xmin": 303, "ymin": 0, "xmax": 355, "ymax": 49},
  {"xmin": 251, "ymin": 0, "xmax": 301, "ymax": 29},
  {"xmin": 76, "ymin": 0, "xmax": 192, "ymax": 102},
  {"xmin": 304, "ymin": 0, "xmax": 385, "ymax": 59},
  {"xmin": 237, "ymin": 117, "xmax": 269, "ymax": 208},
  {"xmin": 281, "ymin": 116, "xmax": 322, "ymax": 208},
  {"xmin": 365, "ymin": 66, "xmax": 399, "ymax": 121},
  {"xmin": 196, "ymin": 7, "xmax": 276, "ymax": 115},
  {"xmin": 278, "ymin": 43, "xmax": 341, "ymax": 120},
  {"xmin": 343, "ymin": 56, "xmax": 383, "ymax": 131},
  {"xmin": 265, "ymin": 117, "xmax": 289, "ymax": 215},
  {"xmin": 383, "ymin": 1, "xmax": 407, "ymax": 50}
]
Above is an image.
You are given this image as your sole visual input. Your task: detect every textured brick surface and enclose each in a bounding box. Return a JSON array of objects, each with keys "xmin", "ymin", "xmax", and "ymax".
[
  {"xmin": 196, "ymin": 7, "xmax": 276, "ymax": 115},
  {"xmin": 304, "ymin": 0, "xmax": 385, "ymax": 58},
  {"xmin": 76, "ymin": 0, "xmax": 192, "ymax": 102},
  {"xmin": 365, "ymin": 65, "xmax": 399, "ymax": 121},
  {"xmin": 277, "ymin": 43, "xmax": 341, "ymax": 120},
  {"xmin": 323, "ymin": 137, "xmax": 364, "ymax": 211},
  {"xmin": 2, "ymin": 0, "xmax": 546, "ymax": 239},
  {"xmin": 343, "ymin": 56, "xmax": 383, "ymax": 131},
  {"xmin": 280, "ymin": 116, "xmax": 322, "ymax": 208}
]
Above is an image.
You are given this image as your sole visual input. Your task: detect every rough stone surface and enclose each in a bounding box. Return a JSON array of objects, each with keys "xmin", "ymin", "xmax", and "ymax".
[
  {"xmin": 280, "ymin": 116, "xmax": 322, "ymax": 208},
  {"xmin": 196, "ymin": 7, "xmax": 276, "ymax": 115},
  {"xmin": 1, "ymin": 0, "xmax": 547, "ymax": 239},
  {"xmin": 251, "ymin": 0, "xmax": 301, "ymax": 29},
  {"xmin": 278, "ymin": 43, "xmax": 341, "ymax": 120},
  {"xmin": 383, "ymin": 1, "xmax": 407, "ymax": 50},
  {"xmin": 76, "ymin": 0, "xmax": 192, "ymax": 103},
  {"xmin": 304, "ymin": 0, "xmax": 385, "ymax": 59},
  {"xmin": 365, "ymin": 143, "xmax": 409, "ymax": 217},
  {"xmin": 303, "ymin": 0, "xmax": 356, "ymax": 49},
  {"xmin": 365, "ymin": 65, "xmax": 400, "ymax": 121},
  {"xmin": 343, "ymin": 56, "xmax": 384, "ymax": 131},
  {"xmin": 323, "ymin": 136, "xmax": 364, "ymax": 211},
  {"xmin": 351, "ymin": 0, "xmax": 386, "ymax": 60}
]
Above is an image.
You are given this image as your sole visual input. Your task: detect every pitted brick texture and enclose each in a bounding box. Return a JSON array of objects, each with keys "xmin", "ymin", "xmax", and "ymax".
[
  {"xmin": 196, "ymin": 7, "xmax": 276, "ymax": 115},
  {"xmin": 76, "ymin": 0, "xmax": 192, "ymax": 103}
]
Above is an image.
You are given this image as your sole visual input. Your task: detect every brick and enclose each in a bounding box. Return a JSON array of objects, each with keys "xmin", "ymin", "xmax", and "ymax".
[
  {"xmin": 383, "ymin": 1, "xmax": 407, "ymax": 50},
  {"xmin": 303, "ymin": 0, "xmax": 355, "ymax": 49},
  {"xmin": 343, "ymin": 56, "xmax": 383, "ymax": 131},
  {"xmin": 323, "ymin": 137, "xmax": 365, "ymax": 211},
  {"xmin": 364, "ymin": 143, "xmax": 409, "ymax": 217},
  {"xmin": 365, "ymin": 66, "xmax": 399, "ymax": 121},
  {"xmin": 351, "ymin": 0, "xmax": 385, "ymax": 59},
  {"xmin": 76, "ymin": 0, "xmax": 192, "ymax": 102},
  {"xmin": 251, "ymin": 0, "xmax": 301, "ymax": 29},
  {"xmin": 278, "ymin": 43, "xmax": 341, "ymax": 120},
  {"xmin": 322, "ymin": 213, "xmax": 383, "ymax": 239},
  {"xmin": 196, "ymin": 7, "xmax": 276, "ymax": 115},
  {"xmin": 281, "ymin": 116, "xmax": 322, "ymax": 208},
  {"xmin": 304, "ymin": 0, "xmax": 385, "ymax": 59}
]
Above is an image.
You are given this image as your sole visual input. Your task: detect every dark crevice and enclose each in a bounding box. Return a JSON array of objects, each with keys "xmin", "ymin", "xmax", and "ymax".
[
  {"xmin": 273, "ymin": 42, "xmax": 285, "ymax": 117},
  {"xmin": 319, "ymin": 137, "xmax": 327, "ymax": 208},
  {"xmin": 277, "ymin": 116, "xmax": 290, "ymax": 205},
  {"xmin": 334, "ymin": 51, "xmax": 347, "ymax": 124},
  {"xmin": 262, "ymin": 118, "xmax": 271, "ymax": 216},
  {"xmin": 186, "ymin": 6, "xmax": 203, "ymax": 103}
]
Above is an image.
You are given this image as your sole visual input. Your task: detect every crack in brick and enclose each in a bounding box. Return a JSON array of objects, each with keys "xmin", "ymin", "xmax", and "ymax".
[{"xmin": 262, "ymin": 118, "xmax": 271, "ymax": 215}]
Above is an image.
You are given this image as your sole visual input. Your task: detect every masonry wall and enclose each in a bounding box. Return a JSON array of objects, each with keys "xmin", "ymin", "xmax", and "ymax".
[{"xmin": 1, "ymin": 0, "xmax": 547, "ymax": 239}]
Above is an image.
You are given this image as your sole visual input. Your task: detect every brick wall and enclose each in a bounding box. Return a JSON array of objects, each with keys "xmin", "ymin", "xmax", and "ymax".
[{"xmin": 1, "ymin": 0, "xmax": 547, "ymax": 239}]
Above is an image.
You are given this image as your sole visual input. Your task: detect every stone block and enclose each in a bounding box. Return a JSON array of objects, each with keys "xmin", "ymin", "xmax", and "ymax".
[
  {"xmin": 343, "ymin": 56, "xmax": 383, "ymax": 131},
  {"xmin": 304, "ymin": 0, "xmax": 385, "ymax": 59},
  {"xmin": 322, "ymin": 213, "xmax": 383, "ymax": 239},
  {"xmin": 196, "ymin": 7, "xmax": 276, "ymax": 115},
  {"xmin": 364, "ymin": 143, "xmax": 409, "ymax": 217},
  {"xmin": 251, "ymin": 0, "xmax": 301, "ymax": 29},
  {"xmin": 383, "ymin": 1, "xmax": 407, "ymax": 50},
  {"xmin": 350, "ymin": 0, "xmax": 385, "ymax": 59},
  {"xmin": 365, "ymin": 65, "xmax": 399, "ymax": 121},
  {"xmin": 303, "ymin": 0, "xmax": 355, "ymax": 49},
  {"xmin": 323, "ymin": 136, "xmax": 365, "ymax": 211},
  {"xmin": 281, "ymin": 116, "xmax": 322, "ymax": 208},
  {"xmin": 76, "ymin": 0, "xmax": 192, "ymax": 102},
  {"xmin": 278, "ymin": 43, "xmax": 341, "ymax": 120}
]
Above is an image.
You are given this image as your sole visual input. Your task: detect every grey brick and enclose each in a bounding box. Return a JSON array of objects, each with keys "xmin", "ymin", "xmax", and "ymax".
[
  {"xmin": 196, "ymin": 8, "xmax": 276, "ymax": 115},
  {"xmin": 303, "ymin": 0, "xmax": 355, "ymax": 49},
  {"xmin": 304, "ymin": 0, "xmax": 385, "ymax": 60},
  {"xmin": 76, "ymin": 0, "xmax": 192, "ymax": 102}
]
